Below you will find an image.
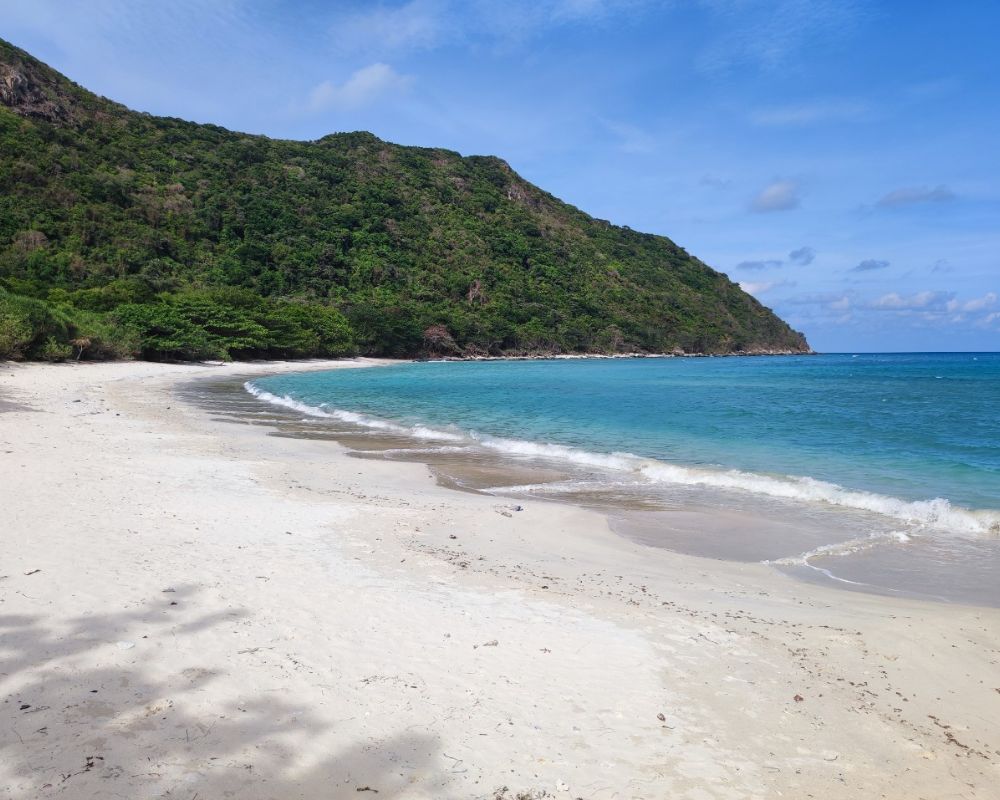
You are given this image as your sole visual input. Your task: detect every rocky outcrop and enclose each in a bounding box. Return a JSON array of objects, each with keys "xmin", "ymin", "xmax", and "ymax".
[{"xmin": 0, "ymin": 62, "xmax": 73, "ymax": 123}]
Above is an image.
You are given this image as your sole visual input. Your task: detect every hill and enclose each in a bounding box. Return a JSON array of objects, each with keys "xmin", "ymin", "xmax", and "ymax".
[{"xmin": 0, "ymin": 38, "xmax": 809, "ymax": 361}]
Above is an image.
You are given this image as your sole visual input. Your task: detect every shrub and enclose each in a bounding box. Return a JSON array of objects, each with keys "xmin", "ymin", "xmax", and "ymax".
[
  {"xmin": 113, "ymin": 302, "xmax": 222, "ymax": 361},
  {"xmin": 39, "ymin": 336, "xmax": 72, "ymax": 361},
  {"xmin": 0, "ymin": 289, "xmax": 71, "ymax": 359},
  {"xmin": 0, "ymin": 303, "xmax": 32, "ymax": 359}
]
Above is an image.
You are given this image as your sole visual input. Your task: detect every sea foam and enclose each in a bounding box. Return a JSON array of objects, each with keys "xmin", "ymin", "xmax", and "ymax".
[
  {"xmin": 766, "ymin": 531, "xmax": 912, "ymax": 568},
  {"xmin": 244, "ymin": 382, "xmax": 464, "ymax": 442}
]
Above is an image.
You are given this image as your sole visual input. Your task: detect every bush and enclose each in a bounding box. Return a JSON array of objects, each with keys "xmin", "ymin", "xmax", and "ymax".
[
  {"xmin": 111, "ymin": 292, "xmax": 356, "ymax": 361},
  {"xmin": 39, "ymin": 336, "xmax": 72, "ymax": 361},
  {"xmin": 68, "ymin": 309, "xmax": 141, "ymax": 359},
  {"xmin": 0, "ymin": 301, "xmax": 33, "ymax": 359},
  {"xmin": 262, "ymin": 301, "xmax": 355, "ymax": 358},
  {"xmin": 113, "ymin": 302, "xmax": 223, "ymax": 361},
  {"xmin": 0, "ymin": 289, "xmax": 71, "ymax": 359}
]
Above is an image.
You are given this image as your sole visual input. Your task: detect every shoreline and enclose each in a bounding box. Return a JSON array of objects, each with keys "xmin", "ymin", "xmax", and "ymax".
[
  {"xmin": 236, "ymin": 361, "xmax": 1000, "ymax": 608},
  {"xmin": 0, "ymin": 346, "xmax": 816, "ymax": 372},
  {"xmin": 429, "ymin": 348, "xmax": 816, "ymax": 360},
  {"xmin": 2, "ymin": 360, "xmax": 998, "ymax": 798}
]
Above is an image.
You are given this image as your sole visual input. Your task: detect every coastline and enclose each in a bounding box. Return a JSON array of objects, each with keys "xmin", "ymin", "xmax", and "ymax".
[
  {"xmin": 1, "ymin": 360, "xmax": 998, "ymax": 798},
  {"xmin": 431, "ymin": 348, "xmax": 816, "ymax": 360}
]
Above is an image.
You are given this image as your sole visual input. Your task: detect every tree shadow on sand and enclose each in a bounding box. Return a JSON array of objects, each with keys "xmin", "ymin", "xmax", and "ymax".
[{"xmin": 0, "ymin": 587, "xmax": 458, "ymax": 799}]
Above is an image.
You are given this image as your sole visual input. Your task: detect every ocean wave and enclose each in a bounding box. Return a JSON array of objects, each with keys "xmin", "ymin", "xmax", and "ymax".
[
  {"xmin": 243, "ymin": 383, "xmax": 465, "ymax": 442},
  {"xmin": 483, "ymin": 478, "xmax": 631, "ymax": 494},
  {"xmin": 244, "ymin": 382, "xmax": 1000, "ymax": 537},
  {"xmin": 472, "ymin": 434, "xmax": 639, "ymax": 471},
  {"xmin": 636, "ymin": 463, "xmax": 1000, "ymax": 536},
  {"xmin": 471, "ymin": 434, "xmax": 1000, "ymax": 536},
  {"xmin": 379, "ymin": 446, "xmax": 470, "ymax": 456}
]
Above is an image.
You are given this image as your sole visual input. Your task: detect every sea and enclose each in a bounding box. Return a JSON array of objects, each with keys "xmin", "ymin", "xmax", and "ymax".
[{"xmin": 213, "ymin": 354, "xmax": 999, "ymax": 607}]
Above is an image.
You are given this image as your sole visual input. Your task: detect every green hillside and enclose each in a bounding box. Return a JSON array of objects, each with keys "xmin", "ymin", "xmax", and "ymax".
[{"xmin": 0, "ymin": 38, "xmax": 809, "ymax": 361}]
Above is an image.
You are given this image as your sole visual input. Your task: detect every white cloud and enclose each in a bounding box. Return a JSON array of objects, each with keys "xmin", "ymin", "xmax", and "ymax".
[
  {"xmin": 877, "ymin": 185, "xmax": 955, "ymax": 208},
  {"xmin": 872, "ymin": 291, "xmax": 953, "ymax": 311},
  {"xmin": 749, "ymin": 180, "xmax": 800, "ymax": 212},
  {"xmin": 307, "ymin": 64, "xmax": 412, "ymax": 112},
  {"xmin": 954, "ymin": 292, "xmax": 997, "ymax": 313},
  {"xmin": 784, "ymin": 288, "xmax": 999, "ymax": 339},
  {"xmin": 786, "ymin": 292, "xmax": 846, "ymax": 305},
  {"xmin": 739, "ymin": 279, "xmax": 794, "ymax": 295}
]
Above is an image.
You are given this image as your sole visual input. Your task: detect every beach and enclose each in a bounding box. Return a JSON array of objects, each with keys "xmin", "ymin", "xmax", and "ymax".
[{"xmin": 1, "ymin": 360, "xmax": 998, "ymax": 799}]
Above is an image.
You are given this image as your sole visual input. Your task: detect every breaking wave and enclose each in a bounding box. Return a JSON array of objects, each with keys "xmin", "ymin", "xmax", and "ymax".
[{"xmin": 244, "ymin": 382, "xmax": 464, "ymax": 442}]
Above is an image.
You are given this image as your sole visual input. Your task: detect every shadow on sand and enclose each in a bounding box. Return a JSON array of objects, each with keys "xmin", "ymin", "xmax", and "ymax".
[{"xmin": 0, "ymin": 586, "xmax": 460, "ymax": 799}]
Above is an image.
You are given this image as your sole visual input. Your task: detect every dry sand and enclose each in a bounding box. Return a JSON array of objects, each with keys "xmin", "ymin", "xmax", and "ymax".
[{"xmin": 1, "ymin": 359, "xmax": 998, "ymax": 800}]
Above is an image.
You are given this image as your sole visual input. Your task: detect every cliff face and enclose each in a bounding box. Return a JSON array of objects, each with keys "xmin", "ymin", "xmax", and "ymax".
[
  {"xmin": 0, "ymin": 38, "xmax": 810, "ymax": 358},
  {"xmin": 0, "ymin": 44, "xmax": 83, "ymax": 123},
  {"xmin": 0, "ymin": 63, "xmax": 62, "ymax": 121}
]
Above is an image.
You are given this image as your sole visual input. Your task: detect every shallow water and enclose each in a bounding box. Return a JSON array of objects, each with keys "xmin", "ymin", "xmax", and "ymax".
[{"xmin": 188, "ymin": 355, "xmax": 1000, "ymax": 607}]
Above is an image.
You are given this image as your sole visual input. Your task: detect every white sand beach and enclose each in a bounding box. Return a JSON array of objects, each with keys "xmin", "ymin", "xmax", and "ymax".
[{"xmin": 1, "ymin": 360, "xmax": 998, "ymax": 799}]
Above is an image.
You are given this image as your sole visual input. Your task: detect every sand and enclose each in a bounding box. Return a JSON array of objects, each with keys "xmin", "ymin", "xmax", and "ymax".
[{"xmin": 1, "ymin": 359, "xmax": 998, "ymax": 800}]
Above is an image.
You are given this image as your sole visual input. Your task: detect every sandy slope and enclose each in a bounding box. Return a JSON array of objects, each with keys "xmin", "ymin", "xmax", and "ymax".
[{"xmin": 1, "ymin": 360, "xmax": 998, "ymax": 800}]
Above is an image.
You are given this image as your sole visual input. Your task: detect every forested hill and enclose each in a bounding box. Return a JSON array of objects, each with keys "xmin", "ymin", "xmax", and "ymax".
[{"xmin": 0, "ymin": 38, "xmax": 810, "ymax": 361}]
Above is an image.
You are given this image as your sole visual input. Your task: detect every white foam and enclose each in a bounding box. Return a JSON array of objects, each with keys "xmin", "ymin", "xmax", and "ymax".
[
  {"xmin": 472, "ymin": 433, "xmax": 639, "ymax": 472},
  {"xmin": 636, "ymin": 463, "xmax": 1000, "ymax": 536},
  {"xmin": 766, "ymin": 531, "xmax": 912, "ymax": 567},
  {"xmin": 473, "ymin": 434, "xmax": 1000, "ymax": 536},
  {"xmin": 379, "ymin": 446, "xmax": 468, "ymax": 456},
  {"xmin": 244, "ymin": 382, "xmax": 1000, "ymax": 537},
  {"xmin": 765, "ymin": 531, "xmax": 955, "ymax": 599},
  {"xmin": 242, "ymin": 383, "xmax": 464, "ymax": 442},
  {"xmin": 484, "ymin": 478, "xmax": 621, "ymax": 495}
]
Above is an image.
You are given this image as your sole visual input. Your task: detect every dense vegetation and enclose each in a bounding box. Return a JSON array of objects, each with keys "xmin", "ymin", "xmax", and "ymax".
[{"xmin": 0, "ymin": 38, "xmax": 809, "ymax": 361}]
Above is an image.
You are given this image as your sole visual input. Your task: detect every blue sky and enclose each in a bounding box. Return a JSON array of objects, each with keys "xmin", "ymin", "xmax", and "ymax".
[{"xmin": 6, "ymin": 0, "xmax": 999, "ymax": 351}]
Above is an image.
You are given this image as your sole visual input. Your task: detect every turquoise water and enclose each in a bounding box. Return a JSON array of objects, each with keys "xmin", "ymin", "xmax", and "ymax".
[{"xmin": 246, "ymin": 354, "xmax": 1000, "ymax": 603}]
